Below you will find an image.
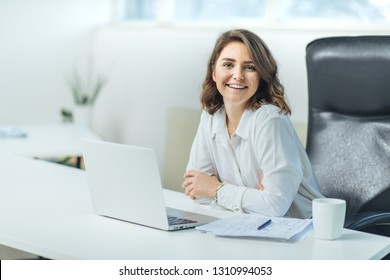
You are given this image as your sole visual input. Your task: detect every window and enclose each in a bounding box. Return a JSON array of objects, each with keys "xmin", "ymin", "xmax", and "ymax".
[
  {"xmin": 277, "ymin": 0, "xmax": 390, "ymax": 24},
  {"xmin": 116, "ymin": 0, "xmax": 390, "ymax": 27},
  {"xmin": 172, "ymin": 0, "xmax": 268, "ymax": 22},
  {"xmin": 117, "ymin": 0, "xmax": 268, "ymax": 23},
  {"xmin": 119, "ymin": 0, "xmax": 157, "ymax": 20}
]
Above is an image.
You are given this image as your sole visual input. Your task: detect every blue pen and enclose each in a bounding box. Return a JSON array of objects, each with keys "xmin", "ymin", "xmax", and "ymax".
[{"xmin": 257, "ymin": 219, "xmax": 272, "ymax": 230}]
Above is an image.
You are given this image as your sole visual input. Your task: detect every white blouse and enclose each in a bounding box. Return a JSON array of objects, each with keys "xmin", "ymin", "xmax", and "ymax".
[{"xmin": 186, "ymin": 105, "xmax": 323, "ymax": 219}]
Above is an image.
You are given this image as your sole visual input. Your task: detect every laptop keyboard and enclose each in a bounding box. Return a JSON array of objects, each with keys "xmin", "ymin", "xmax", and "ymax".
[{"xmin": 168, "ymin": 216, "xmax": 197, "ymax": 225}]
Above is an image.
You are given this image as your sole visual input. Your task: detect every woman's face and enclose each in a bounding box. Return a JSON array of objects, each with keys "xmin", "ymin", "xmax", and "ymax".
[{"xmin": 212, "ymin": 41, "xmax": 260, "ymax": 110}]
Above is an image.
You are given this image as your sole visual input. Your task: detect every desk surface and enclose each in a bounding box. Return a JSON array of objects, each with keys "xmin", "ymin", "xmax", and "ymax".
[
  {"xmin": 0, "ymin": 155, "xmax": 389, "ymax": 260},
  {"xmin": 0, "ymin": 123, "xmax": 100, "ymax": 158}
]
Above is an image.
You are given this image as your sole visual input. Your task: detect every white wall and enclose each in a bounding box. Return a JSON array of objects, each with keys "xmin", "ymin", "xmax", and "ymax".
[
  {"xmin": 1, "ymin": 1, "xmax": 389, "ymax": 190},
  {"xmin": 0, "ymin": 0, "xmax": 111, "ymax": 124}
]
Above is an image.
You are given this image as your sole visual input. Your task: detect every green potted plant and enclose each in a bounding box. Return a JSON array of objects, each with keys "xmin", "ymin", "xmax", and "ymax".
[{"xmin": 62, "ymin": 58, "xmax": 107, "ymax": 125}]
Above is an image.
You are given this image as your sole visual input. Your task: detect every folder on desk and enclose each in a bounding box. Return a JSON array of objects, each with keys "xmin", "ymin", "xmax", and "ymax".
[
  {"xmin": 0, "ymin": 126, "xmax": 27, "ymax": 138},
  {"xmin": 0, "ymin": 125, "xmax": 27, "ymax": 138},
  {"xmin": 196, "ymin": 214, "xmax": 312, "ymax": 241}
]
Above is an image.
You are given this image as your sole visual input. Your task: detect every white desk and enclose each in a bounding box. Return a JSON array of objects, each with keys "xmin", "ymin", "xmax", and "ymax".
[
  {"xmin": 0, "ymin": 123, "xmax": 100, "ymax": 158},
  {"xmin": 1, "ymin": 155, "xmax": 389, "ymax": 260}
]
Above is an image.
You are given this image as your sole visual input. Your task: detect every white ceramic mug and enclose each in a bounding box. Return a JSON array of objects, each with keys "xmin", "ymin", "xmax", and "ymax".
[{"xmin": 312, "ymin": 198, "xmax": 346, "ymax": 240}]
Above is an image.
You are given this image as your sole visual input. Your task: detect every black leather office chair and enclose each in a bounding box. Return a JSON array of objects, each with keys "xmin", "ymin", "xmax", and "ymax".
[{"xmin": 305, "ymin": 36, "xmax": 390, "ymax": 246}]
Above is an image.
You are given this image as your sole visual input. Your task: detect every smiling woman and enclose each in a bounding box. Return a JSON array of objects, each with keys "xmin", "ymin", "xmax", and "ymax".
[{"xmin": 181, "ymin": 29, "xmax": 323, "ymax": 219}]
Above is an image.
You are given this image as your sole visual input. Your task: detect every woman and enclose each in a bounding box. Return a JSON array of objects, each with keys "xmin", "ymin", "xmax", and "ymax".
[{"xmin": 181, "ymin": 29, "xmax": 322, "ymax": 219}]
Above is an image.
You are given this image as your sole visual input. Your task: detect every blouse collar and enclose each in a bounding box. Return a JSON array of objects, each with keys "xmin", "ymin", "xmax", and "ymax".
[{"xmin": 211, "ymin": 107, "xmax": 255, "ymax": 141}]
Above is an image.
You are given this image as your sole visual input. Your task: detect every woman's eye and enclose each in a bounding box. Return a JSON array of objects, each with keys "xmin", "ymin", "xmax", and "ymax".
[
  {"xmin": 245, "ymin": 65, "xmax": 256, "ymax": 71},
  {"xmin": 223, "ymin": 63, "xmax": 233, "ymax": 68}
]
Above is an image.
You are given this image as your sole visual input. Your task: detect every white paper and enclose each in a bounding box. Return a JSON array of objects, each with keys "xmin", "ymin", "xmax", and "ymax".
[{"xmin": 196, "ymin": 214, "xmax": 312, "ymax": 241}]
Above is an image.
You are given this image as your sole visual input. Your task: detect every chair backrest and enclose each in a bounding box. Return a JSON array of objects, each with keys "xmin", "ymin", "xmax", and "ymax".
[{"xmin": 305, "ymin": 36, "xmax": 390, "ymax": 217}]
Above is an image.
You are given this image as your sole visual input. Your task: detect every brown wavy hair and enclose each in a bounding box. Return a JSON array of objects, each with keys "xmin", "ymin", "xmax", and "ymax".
[{"xmin": 201, "ymin": 29, "xmax": 291, "ymax": 115}]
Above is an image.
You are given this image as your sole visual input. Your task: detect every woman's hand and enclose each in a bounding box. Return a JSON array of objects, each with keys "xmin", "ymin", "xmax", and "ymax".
[
  {"xmin": 181, "ymin": 170, "xmax": 221, "ymax": 200},
  {"xmin": 257, "ymin": 184, "xmax": 265, "ymax": 191}
]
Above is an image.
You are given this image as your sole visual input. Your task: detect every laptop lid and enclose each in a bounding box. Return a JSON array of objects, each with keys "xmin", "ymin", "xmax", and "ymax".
[{"xmin": 82, "ymin": 139, "xmax": 217, "ymax": 231}]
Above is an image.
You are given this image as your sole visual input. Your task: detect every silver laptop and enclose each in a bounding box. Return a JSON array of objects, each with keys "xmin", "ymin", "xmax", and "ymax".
[{"xmin": 82, "ymin": 139, "xmax": 218, "ymax": 231}]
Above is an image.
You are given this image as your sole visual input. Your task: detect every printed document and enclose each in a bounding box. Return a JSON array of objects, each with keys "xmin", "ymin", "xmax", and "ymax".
[{"xmin": 196, "ymin": 214, "xmax": 312, "ymax": 241}]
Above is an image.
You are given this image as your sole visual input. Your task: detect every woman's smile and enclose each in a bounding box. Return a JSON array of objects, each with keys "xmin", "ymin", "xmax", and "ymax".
[{"xmin": 226, "ymin": 83, "xmax": 248, "ymax": 90}]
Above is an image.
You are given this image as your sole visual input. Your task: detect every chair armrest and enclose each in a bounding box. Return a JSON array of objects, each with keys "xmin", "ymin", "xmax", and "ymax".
[{"xmin": 345, "ymin": 211, "xmax": 390, "ymax": 237}]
